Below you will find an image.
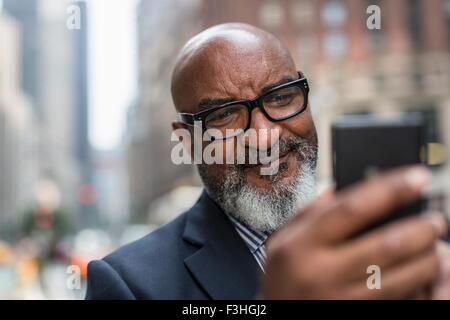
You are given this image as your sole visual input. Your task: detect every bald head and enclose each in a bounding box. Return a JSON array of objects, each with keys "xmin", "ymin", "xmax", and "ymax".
[{"xmin": 171, "ymin": 23, "xmax": 297, "ymax": 113}]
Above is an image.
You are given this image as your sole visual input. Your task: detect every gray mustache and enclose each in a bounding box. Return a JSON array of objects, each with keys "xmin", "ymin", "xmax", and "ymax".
[{"xmin": 235, "ymin": 137, "xmax": 309, "ymax": 168}]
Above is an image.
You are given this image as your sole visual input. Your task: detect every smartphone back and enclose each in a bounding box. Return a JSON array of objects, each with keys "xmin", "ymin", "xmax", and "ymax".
[{"xmin": 332, "ymin": 114, "xmax": 427, "ymax": 234}]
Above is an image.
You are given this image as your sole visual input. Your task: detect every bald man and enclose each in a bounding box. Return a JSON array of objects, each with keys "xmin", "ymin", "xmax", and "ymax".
[{"xmin": 86, "ymin": 23, "xmax": 450, "ymax": 300}]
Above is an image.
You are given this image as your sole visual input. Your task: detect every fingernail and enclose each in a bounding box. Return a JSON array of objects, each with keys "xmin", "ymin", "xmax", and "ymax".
[
  {"xmin": 423, "ymin": 212, "xmax": 449, "ymax": 237},
  {"xmin": 405, "ymin": 167, "xmax": 430, "ymax": 189}
]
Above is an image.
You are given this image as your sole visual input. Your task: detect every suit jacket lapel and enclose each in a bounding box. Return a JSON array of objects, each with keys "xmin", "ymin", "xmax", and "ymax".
[{"xmin": 183, "ymin": 191, "xmax": 260, "ymax": 299}]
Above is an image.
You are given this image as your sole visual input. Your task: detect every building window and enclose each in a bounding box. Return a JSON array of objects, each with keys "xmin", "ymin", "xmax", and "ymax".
[
  {"xmin": 297, "ymin": 35, "xmax": 316, "ymax": 61},
  {"xmin": 321, "ymin": 0, "xmax": 347, "ymax": 59},
  {"xmin": 321, "ymin": 0, "xmax": 347, "ymax": 28},
  {"xmin": 408, "ymin": 0, "xmax": 422, "ymax": 51},
  {"xmin": 446, "ymin": 0, "xmax": 450, "ymax": 47},
  {"xmin": 367, "ymin": 0, "xmax": 383, "ymax": 52},
  {"xmin": 323, "ymin": 31, "xmax": 347, "ymax": 59},
  {"xmin": 259, "ymin": 1, "xmax": 284, "ymax": 29},
  {"xmin": 292, "ymin": 0, "xmax": 314, "ymax": 28}
]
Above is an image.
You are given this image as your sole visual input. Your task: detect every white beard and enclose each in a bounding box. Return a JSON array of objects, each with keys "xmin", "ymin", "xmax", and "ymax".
[
  {"xmin": 198, "ymin": 136, "xmax": 318, "ymax": 234},
  {"xmin": 220, "ymin": 159, "xmax": 317, "ymax": 233}
]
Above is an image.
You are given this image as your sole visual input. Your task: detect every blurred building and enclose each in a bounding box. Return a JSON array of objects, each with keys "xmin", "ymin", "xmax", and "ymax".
[
  {"xmin": 92, "ymin": 148, "xmax": 129, "ymax": 230},
  {"xmin": 0, "ymin": 12, "xmax": 36, "ymax": 240},
  {"xmin": 3, "ymin": 0, "xmax": 94, "ymax": 227},
  {"xmin": 127, "ymin": 0, "xmax": 202, "ymax": 218},
  {"xmin": 71, "ymin": 1, "xmax": 95, "ymax": 226},
  {"xmin": 199, "ymin": 0, "xmax": 450, "ymax": 179},
  {"xmin": 129, "ymin": 0, "xmax": 450, "ymax": 220}
]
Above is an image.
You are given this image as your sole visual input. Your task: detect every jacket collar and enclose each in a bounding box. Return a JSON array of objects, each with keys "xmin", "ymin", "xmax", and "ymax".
[{"xmin": 182, "ymin": 191, "xmax": 260, "ymax": 299}]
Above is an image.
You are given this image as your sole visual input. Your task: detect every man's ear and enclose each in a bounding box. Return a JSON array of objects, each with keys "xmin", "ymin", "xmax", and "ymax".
[{"xmin": 172, "ymin": 121, "xmax": 193, "ymax": 159}]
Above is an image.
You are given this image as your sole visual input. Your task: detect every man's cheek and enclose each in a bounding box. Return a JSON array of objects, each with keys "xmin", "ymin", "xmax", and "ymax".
[
  {"xmin": 283, "ymin": 108, "xmax": 315, "ymax": 137},
  {"xmin": 201, "ymin": 139, "xmax": 236, "ymax": 165}
]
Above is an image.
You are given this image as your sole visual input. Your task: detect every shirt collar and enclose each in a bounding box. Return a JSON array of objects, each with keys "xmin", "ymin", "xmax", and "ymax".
[{"xmin": 226, "ymin": 214, "xmax": 270, "ymax": 253}]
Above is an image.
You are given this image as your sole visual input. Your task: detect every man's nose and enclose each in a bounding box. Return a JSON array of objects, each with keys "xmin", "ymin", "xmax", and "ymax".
[{"xmin": 241, "ymin": 108, "xmax": 282, "ymax": 151}]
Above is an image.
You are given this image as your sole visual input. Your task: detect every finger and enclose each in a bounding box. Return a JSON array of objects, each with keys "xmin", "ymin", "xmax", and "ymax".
[
  {"xmin": 431, "ymin": 241, "xmax": 450, "ymax": 299},
  {"xmin": 313, "ymin": 186, "xmax": 335, "ymax": 208},
  {"xmin": 333, "ymin": 213, "xmax": 447, "ymax": 281},
  {"xmin": 317, "ymin": 186, "xmax": 335, "ymax": 201},
  {"xmin": 313, "ymin": 165, "xmax": 430, "ymax": 243},
  {"xmin": 291, "ymin": 186, "xmax": 336, "ymax": 221},
  {"xmin": 346, "ymin": 248, "xmax": 439, "ymax": 299},
  {"xmin": 272, "ymin": 186, "xmax": 337, "ymax": 246}
]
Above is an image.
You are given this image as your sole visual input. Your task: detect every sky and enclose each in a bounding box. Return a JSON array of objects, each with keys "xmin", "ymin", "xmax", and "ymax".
[{"xmin": 87, "ymin": 0, "xmax": 139, "ymax": 150}]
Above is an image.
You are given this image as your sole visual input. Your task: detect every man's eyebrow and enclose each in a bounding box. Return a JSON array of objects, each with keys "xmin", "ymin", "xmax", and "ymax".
[
  {"xmin": 260, "ymin": 76, "xmax": 296, "ymax": 94},
  {"xmin": 196, "ymin": 75, "xmax": 297, "ymax": 111},
  {"xmin": 197, "ymin": 98, "xmax": 237, "ymax": 111}
]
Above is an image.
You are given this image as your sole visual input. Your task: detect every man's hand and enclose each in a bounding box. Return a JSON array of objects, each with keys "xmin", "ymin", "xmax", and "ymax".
[
  {"xmin": 260, "ymin": 166, "xmax": 448, "ymax": 299},
  {"xmin": 429, "ymin": 241, "xmax": 450, "ymax": 299}
]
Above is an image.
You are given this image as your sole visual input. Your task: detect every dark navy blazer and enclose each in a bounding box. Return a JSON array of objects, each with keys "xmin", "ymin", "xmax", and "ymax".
[{"xmin": 85, "ymin": 191, "xmax": 261, "ymax": 299}]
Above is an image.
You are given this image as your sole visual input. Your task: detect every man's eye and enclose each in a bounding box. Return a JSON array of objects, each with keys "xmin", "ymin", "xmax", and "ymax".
[
  {"xmin": 208, "ymin": 110, "xmax": 236, "ymax": 125},
  {"xmin": 217, "ymin": 110, "xmax": 233, "ymax": 119},
  {"xmin": 266, "ymin": 93, "xmax": 294, "ymax": 106},
  {"xmin": 212, "ymin": 110, "xmax": 233, "ymax": 121}
]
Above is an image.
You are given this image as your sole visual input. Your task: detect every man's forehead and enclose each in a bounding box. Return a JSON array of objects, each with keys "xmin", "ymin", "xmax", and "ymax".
[
  {"xmin": 176, "ymin": 65, "xmax": 296, "ymax": 113},
  {"xmin": 180, "ymin": 27, "xmax": 263, "ymax": 57},
  {"xmin": 172, "ymin": 41, "xmax": 295, "ymax": 112},
  {"xmin": 197, "ymin": 73, "xmax": 297, "ymax": 109}
]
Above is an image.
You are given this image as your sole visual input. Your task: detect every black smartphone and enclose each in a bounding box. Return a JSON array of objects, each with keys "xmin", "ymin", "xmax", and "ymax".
[{"xmin": 332, "ymin": 113, "xmax": 427, "ymax": 235}]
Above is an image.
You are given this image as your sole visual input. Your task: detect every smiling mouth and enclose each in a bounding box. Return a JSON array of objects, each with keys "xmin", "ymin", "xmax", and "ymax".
[{"xmin": 241, "ymin": 150, "xmax": 292, "ymax": 171}]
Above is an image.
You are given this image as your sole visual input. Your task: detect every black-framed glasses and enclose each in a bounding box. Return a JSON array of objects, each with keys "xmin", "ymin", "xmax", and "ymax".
[{"xmin": 178, "ymin": 71, "xmax": 309, "ymax": 139}]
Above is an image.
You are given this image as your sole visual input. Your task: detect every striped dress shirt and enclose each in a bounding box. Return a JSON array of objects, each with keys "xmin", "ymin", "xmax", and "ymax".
[{"xmin": 226, "ymin": 214, "xmax": 270, "ymax": 272}]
